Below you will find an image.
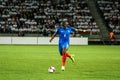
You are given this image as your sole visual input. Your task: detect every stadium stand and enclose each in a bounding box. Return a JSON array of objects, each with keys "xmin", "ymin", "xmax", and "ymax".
[
  {"xmin": 0, "ymin": 0, "xmax": 100, "ymax": 37},
  {"xmin": 97, "ymin": 0, "xmax": 120, "ymax": 43},
  {"xmin": 0, "ymin": 0, "xmax": 119, "ymax": 44},
  {"xmin": 97, "ymin": 0, "xmax": 120, "ymax": 34}
]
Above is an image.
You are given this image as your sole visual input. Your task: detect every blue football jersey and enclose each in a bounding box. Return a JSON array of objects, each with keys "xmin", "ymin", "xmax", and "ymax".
[{"xmin": 54, "ymin": 25, "xmax": 76, "ymax": 44}]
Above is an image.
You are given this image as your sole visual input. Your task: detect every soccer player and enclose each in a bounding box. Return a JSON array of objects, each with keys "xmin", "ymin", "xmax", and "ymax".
[{"xmin": 49, "ymin": 21, "xmax": 81, "ymax": 71}]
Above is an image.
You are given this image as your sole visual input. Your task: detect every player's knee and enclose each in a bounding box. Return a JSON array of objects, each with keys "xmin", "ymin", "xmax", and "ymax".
[{"xmin": 62, "ymin": 49, "xmax": 67, "ymax": 54}]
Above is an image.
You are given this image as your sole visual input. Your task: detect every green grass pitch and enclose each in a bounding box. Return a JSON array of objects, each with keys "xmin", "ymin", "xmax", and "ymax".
[{"xmin": 0, "ymin": 45, "xmax": 120, "ymax": 80}]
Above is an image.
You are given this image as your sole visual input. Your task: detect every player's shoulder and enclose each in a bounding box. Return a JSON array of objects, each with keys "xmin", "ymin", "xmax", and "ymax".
[
  {"xmin": 67, "ymin": 25, "xmax": 74, "ymax": 29},
  {"xmin": 65, "ymin": 25, "xmax": 70, "ymax": 28},
  {"xmin": 67, "ymin": 25, "xmax": 76, "ymax": 31},
  {"xmin": 55, "ymin": 25, "xmax": 62, "ymax": 30}
]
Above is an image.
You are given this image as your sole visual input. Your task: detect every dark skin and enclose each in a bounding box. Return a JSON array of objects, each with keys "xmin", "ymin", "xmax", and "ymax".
[
  {"xmin": 62, "ymin": 22, "xmax": 66, "ymax": 29},
  {"xmin": 49, "ymin": 22, "xmax": 82, "ymax": 55}
]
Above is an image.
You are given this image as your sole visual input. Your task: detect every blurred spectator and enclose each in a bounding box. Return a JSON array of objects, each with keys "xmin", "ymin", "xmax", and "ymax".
[
  {"xmin": 98, "ymin": 0, "xmax": 120, "ymax": 34},
  {"xmin": 0, "ymin": 0, "xmax": 99, "ymax": 36}
]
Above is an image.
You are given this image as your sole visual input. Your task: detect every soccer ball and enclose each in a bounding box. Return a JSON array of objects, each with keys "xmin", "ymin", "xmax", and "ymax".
[{"xmin": 48, "ymin": 66, "xmax": 56, "ymax": 73}]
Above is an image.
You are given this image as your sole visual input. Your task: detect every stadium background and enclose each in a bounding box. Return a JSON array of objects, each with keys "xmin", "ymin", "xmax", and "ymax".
[
  {"xmin": 0, "ymin": 0, "xmax": 120, "ymax": 80},
  {"xmin": 0, "ymin": 0, "xmax": 119, "ymax": 45}
]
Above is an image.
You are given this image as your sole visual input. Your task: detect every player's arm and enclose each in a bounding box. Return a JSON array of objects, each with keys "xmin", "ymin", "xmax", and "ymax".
[
  {"xmin": 75, "ymin": 29, "xmax": 90, "ymax": 33},
  {"xmin": 75, "ymin": 29, "xmax": 82, "ymax": 32},
  {"xmin": 49, "ymin": 27, "xmax": 59, "ymax": 42},
  {"xmin": 70, "ymin": 26, "xmax": 83, "ymax": 32},
  {"xmin": 49, "ymin": 34, "xmax": 57, "ymax": 42}
]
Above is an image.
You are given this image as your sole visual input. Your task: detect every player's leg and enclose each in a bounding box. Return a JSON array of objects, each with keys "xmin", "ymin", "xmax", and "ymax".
[
  {"xmin": 59, "ymin": 44, "xmax": 66, "ymax": 71},
  {"xmin": 65, "ymin": 53, "xmax": 75, "ymax": 62},
  {"xmin": 61, "ymin": 49, "xmax": 66, "ymax": 68},
  {"xmin": 61, "ymin": 42, "xmax": 70, "ymax": 71},
  {"xmin": 61, "ymin": 48, "xmax": 67, "ymax": 71},
  {"xmin": 61, "ymin": 48, "xmax": 75, "ymax": 71},
  {"xmin": 63, "ymin": 43, "xmax": 75, "ymax": 62}
]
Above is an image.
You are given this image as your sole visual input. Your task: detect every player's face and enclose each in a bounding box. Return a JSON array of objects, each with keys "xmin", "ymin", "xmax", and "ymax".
[{"xmin": 62, "ymin": 23, "xmax": 66, "ymax": 29}]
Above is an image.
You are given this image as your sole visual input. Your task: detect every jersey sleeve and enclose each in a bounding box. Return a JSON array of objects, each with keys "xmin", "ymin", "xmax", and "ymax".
[
  {"xmin": 71, "ymin": 27, "xmax": 76, "ymax": 31},
  {"xmin": 67, "ymin": 25, "xmax": 76, "ymax": 31}
]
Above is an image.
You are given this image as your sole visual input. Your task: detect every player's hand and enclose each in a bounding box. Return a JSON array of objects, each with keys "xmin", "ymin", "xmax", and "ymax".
[
  {"xmin": 49, "ymin": 39, "xmax": 52, "ymax": 43},
  {"xmin": 49, "ymin": 34, "xmax": 56, "ymax": 43}
]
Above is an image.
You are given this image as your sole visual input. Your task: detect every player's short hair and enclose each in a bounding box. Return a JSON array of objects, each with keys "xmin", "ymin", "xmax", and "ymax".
[{"xmin": 61, "ymin": 21, "xmax": 68, "ymax": 25}]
